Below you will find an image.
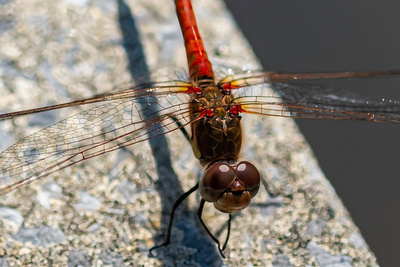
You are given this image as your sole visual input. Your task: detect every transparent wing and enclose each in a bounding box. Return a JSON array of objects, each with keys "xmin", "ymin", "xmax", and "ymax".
[
  {"xmin": 232, "ymin": 82, "xmax": 400, "ymax": 123},
  {"xmin": 0, "ymin": 80, "xmax": 193, "ymax": 120},
  {"xmin": 0, "ymin": 92, "xmax": 195, "ymax": 195},
  {"xmin": 218, "ymin": 69, "xmax": 400, "ymax": 87}
]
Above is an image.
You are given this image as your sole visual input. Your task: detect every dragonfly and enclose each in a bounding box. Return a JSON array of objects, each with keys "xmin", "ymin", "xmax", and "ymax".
[{"xmin": 1, "ymin": 0, "xmax": 400, "ymax": 259}]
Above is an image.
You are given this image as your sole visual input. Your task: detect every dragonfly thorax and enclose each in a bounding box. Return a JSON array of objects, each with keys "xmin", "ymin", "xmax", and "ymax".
[{"xmin": 190, "ymin": 98, "xmax": 242, "ymax": 166}]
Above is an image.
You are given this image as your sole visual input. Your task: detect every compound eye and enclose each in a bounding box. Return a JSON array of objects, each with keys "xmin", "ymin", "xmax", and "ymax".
[
  {"xmin": 236, "ymin": 161, "xmax": 260, "ymax": 198},
  {"xmin": 199, "ymin": 162, "xmax": 236, "ymax": 202}
]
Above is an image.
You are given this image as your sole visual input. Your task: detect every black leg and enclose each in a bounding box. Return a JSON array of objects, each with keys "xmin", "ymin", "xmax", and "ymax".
[
  {"xmin": 149, "ymin": 182, "xmax": 199, "ymax": 256},
  {"xmin": 197, "ymin": 199, "xmax": 226, "ymax": 259},
  {"xmin": 221, "ymin": 214, "xmax": 232, "ymax": 251},
  {"xmin": 171, "ymin": 116, "xmax": 191, "ymax": 142},
  {"xmin": 167, "ymin": 116, "xmax": 234, "ymax": 257}
]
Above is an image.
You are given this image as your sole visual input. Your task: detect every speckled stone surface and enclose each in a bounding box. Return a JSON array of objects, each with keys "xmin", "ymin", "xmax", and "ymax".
[{"xmin": 0, "ymin": 0, "xmax": 378, "ymax": 266}]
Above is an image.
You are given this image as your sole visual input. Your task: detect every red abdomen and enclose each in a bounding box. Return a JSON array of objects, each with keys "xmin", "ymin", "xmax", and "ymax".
[{"xmin": 175, "ymin": 0, "xmax": 214, "ymax": 84}]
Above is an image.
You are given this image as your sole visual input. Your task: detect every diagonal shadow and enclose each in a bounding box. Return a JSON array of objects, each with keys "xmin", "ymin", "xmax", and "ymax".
[
  {"xmin": 116, "ymin": 1, "xmax": 222, "ymax": 264},
  {"xmin": 116, "ymin": 0, "xmax": 184, "ymax": 227},
  {"xmin": 116, "ymin": 1, "xmax": 223, "ymax": 265}
]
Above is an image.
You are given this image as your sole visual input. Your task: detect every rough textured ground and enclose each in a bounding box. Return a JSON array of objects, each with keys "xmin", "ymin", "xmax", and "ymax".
[{"xmin": 0, "ymin": 0, "xmax": 378, "ymax": 266}]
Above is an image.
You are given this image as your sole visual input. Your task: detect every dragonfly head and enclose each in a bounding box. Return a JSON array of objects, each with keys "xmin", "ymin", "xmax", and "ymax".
[{"xmin": 199, "ymin": 161, "xmax": 260, "ymax": 213}]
